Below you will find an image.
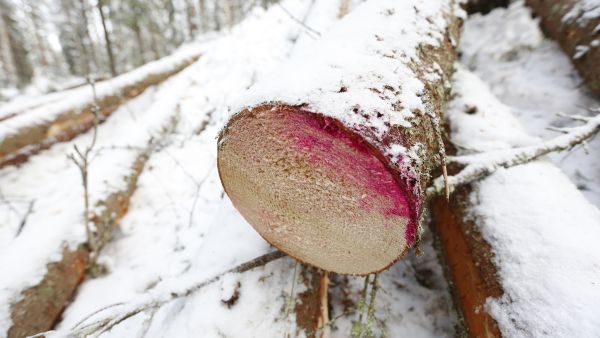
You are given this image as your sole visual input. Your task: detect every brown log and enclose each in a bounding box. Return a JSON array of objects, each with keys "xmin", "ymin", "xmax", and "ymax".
[
  {"xmin": 0, "ymin": 55, "xmax": 199, "ymax": 169},
  {"xmin": 295, "ymin": 267, "xmax": 330, "ymax": 338},
  {"xmin": 526, "ymin": 0, "xmax": 600, "ymax": 95},
  {"xmin": 431, "ymin": 185, "xmax": 503, "ymax": 338},
  {"xmin": 217, "ymin": 0, "xmax": 463, "ymax": 275}
]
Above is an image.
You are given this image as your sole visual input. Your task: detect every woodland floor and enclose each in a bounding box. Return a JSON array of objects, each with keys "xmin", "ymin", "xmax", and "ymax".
[{"xmin": 0, "ymin": 1, "xmax": 598, "ymax": 337}]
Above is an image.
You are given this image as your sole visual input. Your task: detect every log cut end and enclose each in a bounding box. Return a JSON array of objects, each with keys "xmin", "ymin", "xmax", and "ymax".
[{"xmin": 218, "ymin": 104, "xmax": 416, "ymax": 275}]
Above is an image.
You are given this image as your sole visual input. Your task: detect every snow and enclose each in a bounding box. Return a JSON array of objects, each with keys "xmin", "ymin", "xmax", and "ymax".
[
  {"xmin": 0, "ymin": 55, "xmax": 199, "ymax": 336},
  {"xmin": 449, "ymin": 56, "xmax": 600, "ymax": 338},
  {"xmin": 3, "ymin": 0, "xmax": 599, "ymax": 337},
  {"xmin": 33, "ymin": 1, "xmax": 456, "ymax": 337},
  {"xmin": 232, "ymin": 0, "xmax": 462, "ymax": 154},
  {"xmin": 461, "ymin": 0, "xmax": 600, "ymax": 207},
  {"xmin": 563, "ymin": 0, "xmax": 600, "ymax": 25}
]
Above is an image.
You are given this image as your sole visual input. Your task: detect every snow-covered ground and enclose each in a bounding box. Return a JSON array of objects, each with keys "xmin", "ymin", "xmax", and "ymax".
[
  {"xmin": 461, "ymin": 1, "xmax": 600, "ymax": 207},
  {"xmin": 1, "ymin": 0, "xmax": 599, "ymax": 337}
]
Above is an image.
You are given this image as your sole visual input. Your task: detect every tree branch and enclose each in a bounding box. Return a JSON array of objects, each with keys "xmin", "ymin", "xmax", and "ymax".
[
  {"xmin": 43, "ymin": 250, "xmax": 286, "ymax": 337},
  {"xmin": 428, "ymin": 112, "xmax": 600, "ymax": 198}
]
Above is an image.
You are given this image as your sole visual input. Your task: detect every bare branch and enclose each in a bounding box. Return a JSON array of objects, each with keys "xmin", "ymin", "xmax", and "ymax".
[
  {"xmin": 556, "ymin": 111, "xmax": 591, "ymax": 122},
  {"xmin": 47, "ymin": 251, "xmax": 286, "ymax": 337},
  {"xmin": 428, "ymin": 112, "xmax": 600, "ymax": 198}
]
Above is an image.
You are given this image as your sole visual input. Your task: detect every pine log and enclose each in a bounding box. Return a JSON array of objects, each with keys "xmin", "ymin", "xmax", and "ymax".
[
  {"xmin": 526, "ymin": 0, "xmax": 600, "ymax": 95},
  {"xmin": 431, "ymin": 186, "xmax": 503, "ymax": 338},
  {"xmin": 218, "ymin": 0, "xmax": 463, "ymax": 275}
]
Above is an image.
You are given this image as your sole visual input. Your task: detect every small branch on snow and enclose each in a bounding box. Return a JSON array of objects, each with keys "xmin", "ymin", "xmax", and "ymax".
[
  {"xmin": 46, "ymin": 251, "xmax": 286, "ymax": 337},
  {"xmin": 15, "ymin": 199, "xmax": 35, "ymax": 237},
  {"xmin": 68, "ymin": 77, "xmax": 101, "ymax": 257},
  {"xmin": 427, "ymin": 112, "xmax": 600, "ymax": 198}
]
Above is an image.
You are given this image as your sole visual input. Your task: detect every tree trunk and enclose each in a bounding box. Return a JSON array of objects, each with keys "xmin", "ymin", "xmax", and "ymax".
[
  {"xmin": 78, "ymin": 0, "xmax": 98, "ymax": 73},
  {"xmin": 217, "ymin": 0, "xmax": 463, "ymax": 275},
  {"xmin": 526, "ymin": 0, "xmax": 600, "ymax": 95},
  {"xmin": 185, "ymin": 0, "xmax": 197, "ymax": 39},
  {"xmin": 198, "ymin": 0, "xmax": 207, "ymax": 31},
  {"xmin": 97, "ymin": 0, "xmax": 117, "ymax": 76}
]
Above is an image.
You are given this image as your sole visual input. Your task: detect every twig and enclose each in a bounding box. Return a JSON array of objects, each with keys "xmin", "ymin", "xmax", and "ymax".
[
  {"xmin": 51, "ymin": 251, "xmax": 286, "ymax": 337},
  {"xmin": 15, "ymin": 200, "xmax": 35, "ymax": 237},
  {"xmin": 276, "ymin": 3, "xmax": 322, "ymax": 38},
  {"xmin": 427, "ymin": 112, "xmax": 600, "ymax": 198},
  {"xmin": 68, "ymin": 77, "xmax": 101, "ymax": 256}
]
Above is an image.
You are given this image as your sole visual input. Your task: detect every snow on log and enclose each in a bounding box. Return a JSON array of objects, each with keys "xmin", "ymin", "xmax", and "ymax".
[
  {"xmin": 6, "ymin": 139, "xmax": 157, "ymax": 338},
  {"xmin": 0, "ymin": 45, "xmax": 201, "ymax": 169},
  {"xmin": 432, "ymin": 66, "xmax": 600, "ymax": 337},
  {"xmin": 218, "ymin": 0, "xmax": 464, "ymax": 275},
  {"xmin": 526, "ymin": 0, "xmax": 600, "ymax": 95}
]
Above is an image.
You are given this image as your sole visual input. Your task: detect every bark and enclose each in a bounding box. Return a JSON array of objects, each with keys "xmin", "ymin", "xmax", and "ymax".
[
  {"xmin": 431, "ymin": 185, "xmax": 502, "ymax": 338},
  {"xmin": 217, "ymin": 0, "xmax": 463, "ymax": 275},
  {"xmin": 463, "ymin": 0, "xmax": 508, "ymax": 14},
  {"xmin": 338, "ymin": 0, "xmax": 349, "ymax": 18},
  {"xmin": 526, "ymin": 0, "xmax": 600, "ymax": 96},
  {"xmin": 295, "ymin": 267, "xmax": 330, "ymax": 338},
  {"xmin": 0, "ymin": 54, "xmax": 200, "ymax": 169},
  {"xmin": 97, "ymin": 0, "xmax": 117, "ymax": 77}
]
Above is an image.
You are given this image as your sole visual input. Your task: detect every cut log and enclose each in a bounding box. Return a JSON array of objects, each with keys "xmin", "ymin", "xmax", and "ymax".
[
  {"xmin": 526, "ymin": 0, "xmax": 600, "ymax": 95},
  {"xmin": 0, "ymin": 51, "xmax": 200, "ymax": 169},
  {"xmin": 218, "ymin": 0, "xmax": 464, "ymax": 275}
]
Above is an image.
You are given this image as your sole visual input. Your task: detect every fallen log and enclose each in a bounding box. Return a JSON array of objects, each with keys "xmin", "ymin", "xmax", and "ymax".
[
  {"xmin": 0, "ymin": 50, "xmax": 200, "ymax": 169},
  {"xmin": 431, "ymin": 66, "xmax": 600, "ymax": 337},
  {"xmin": 218, "ymin": 0, "xmax": 464, "ymax": 275},
  {"xmin": 5, "ymin": 117, "xmax": 177, "ymax": 338},
  {"xmin": 526, "ymin": 0, "xmax": 600, "ymax": 95}
]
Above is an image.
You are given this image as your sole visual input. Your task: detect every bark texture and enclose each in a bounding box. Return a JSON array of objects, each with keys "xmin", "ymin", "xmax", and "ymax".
[
  {"xmin": 0, "ymin": 55, "xmax": 199, "ymax": 169},
  {"xmin": 218, "ymin": 0, "xmax": 463, "ymax": 274},
  {"xmin": 431, "ymin": 185, "xmax": 502, "ymax": 338},
  {"xmin": 463, "ymin": 0, "xmax": 508, "ymax": 14},
  {"xmin": 526, "ymin": 0, "xmax": 600, "ymax": 95}
]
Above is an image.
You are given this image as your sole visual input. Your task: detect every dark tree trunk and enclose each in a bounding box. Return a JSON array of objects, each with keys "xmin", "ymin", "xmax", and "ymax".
[{"xmin": 97, "ymin": 0, "xmax": 117, "ymax": 76}]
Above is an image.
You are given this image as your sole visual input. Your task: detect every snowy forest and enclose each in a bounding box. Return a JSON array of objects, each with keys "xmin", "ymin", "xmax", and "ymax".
[{"xmin": 0, "ymin": 0, "xmax": 599, "ymax": 337}]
